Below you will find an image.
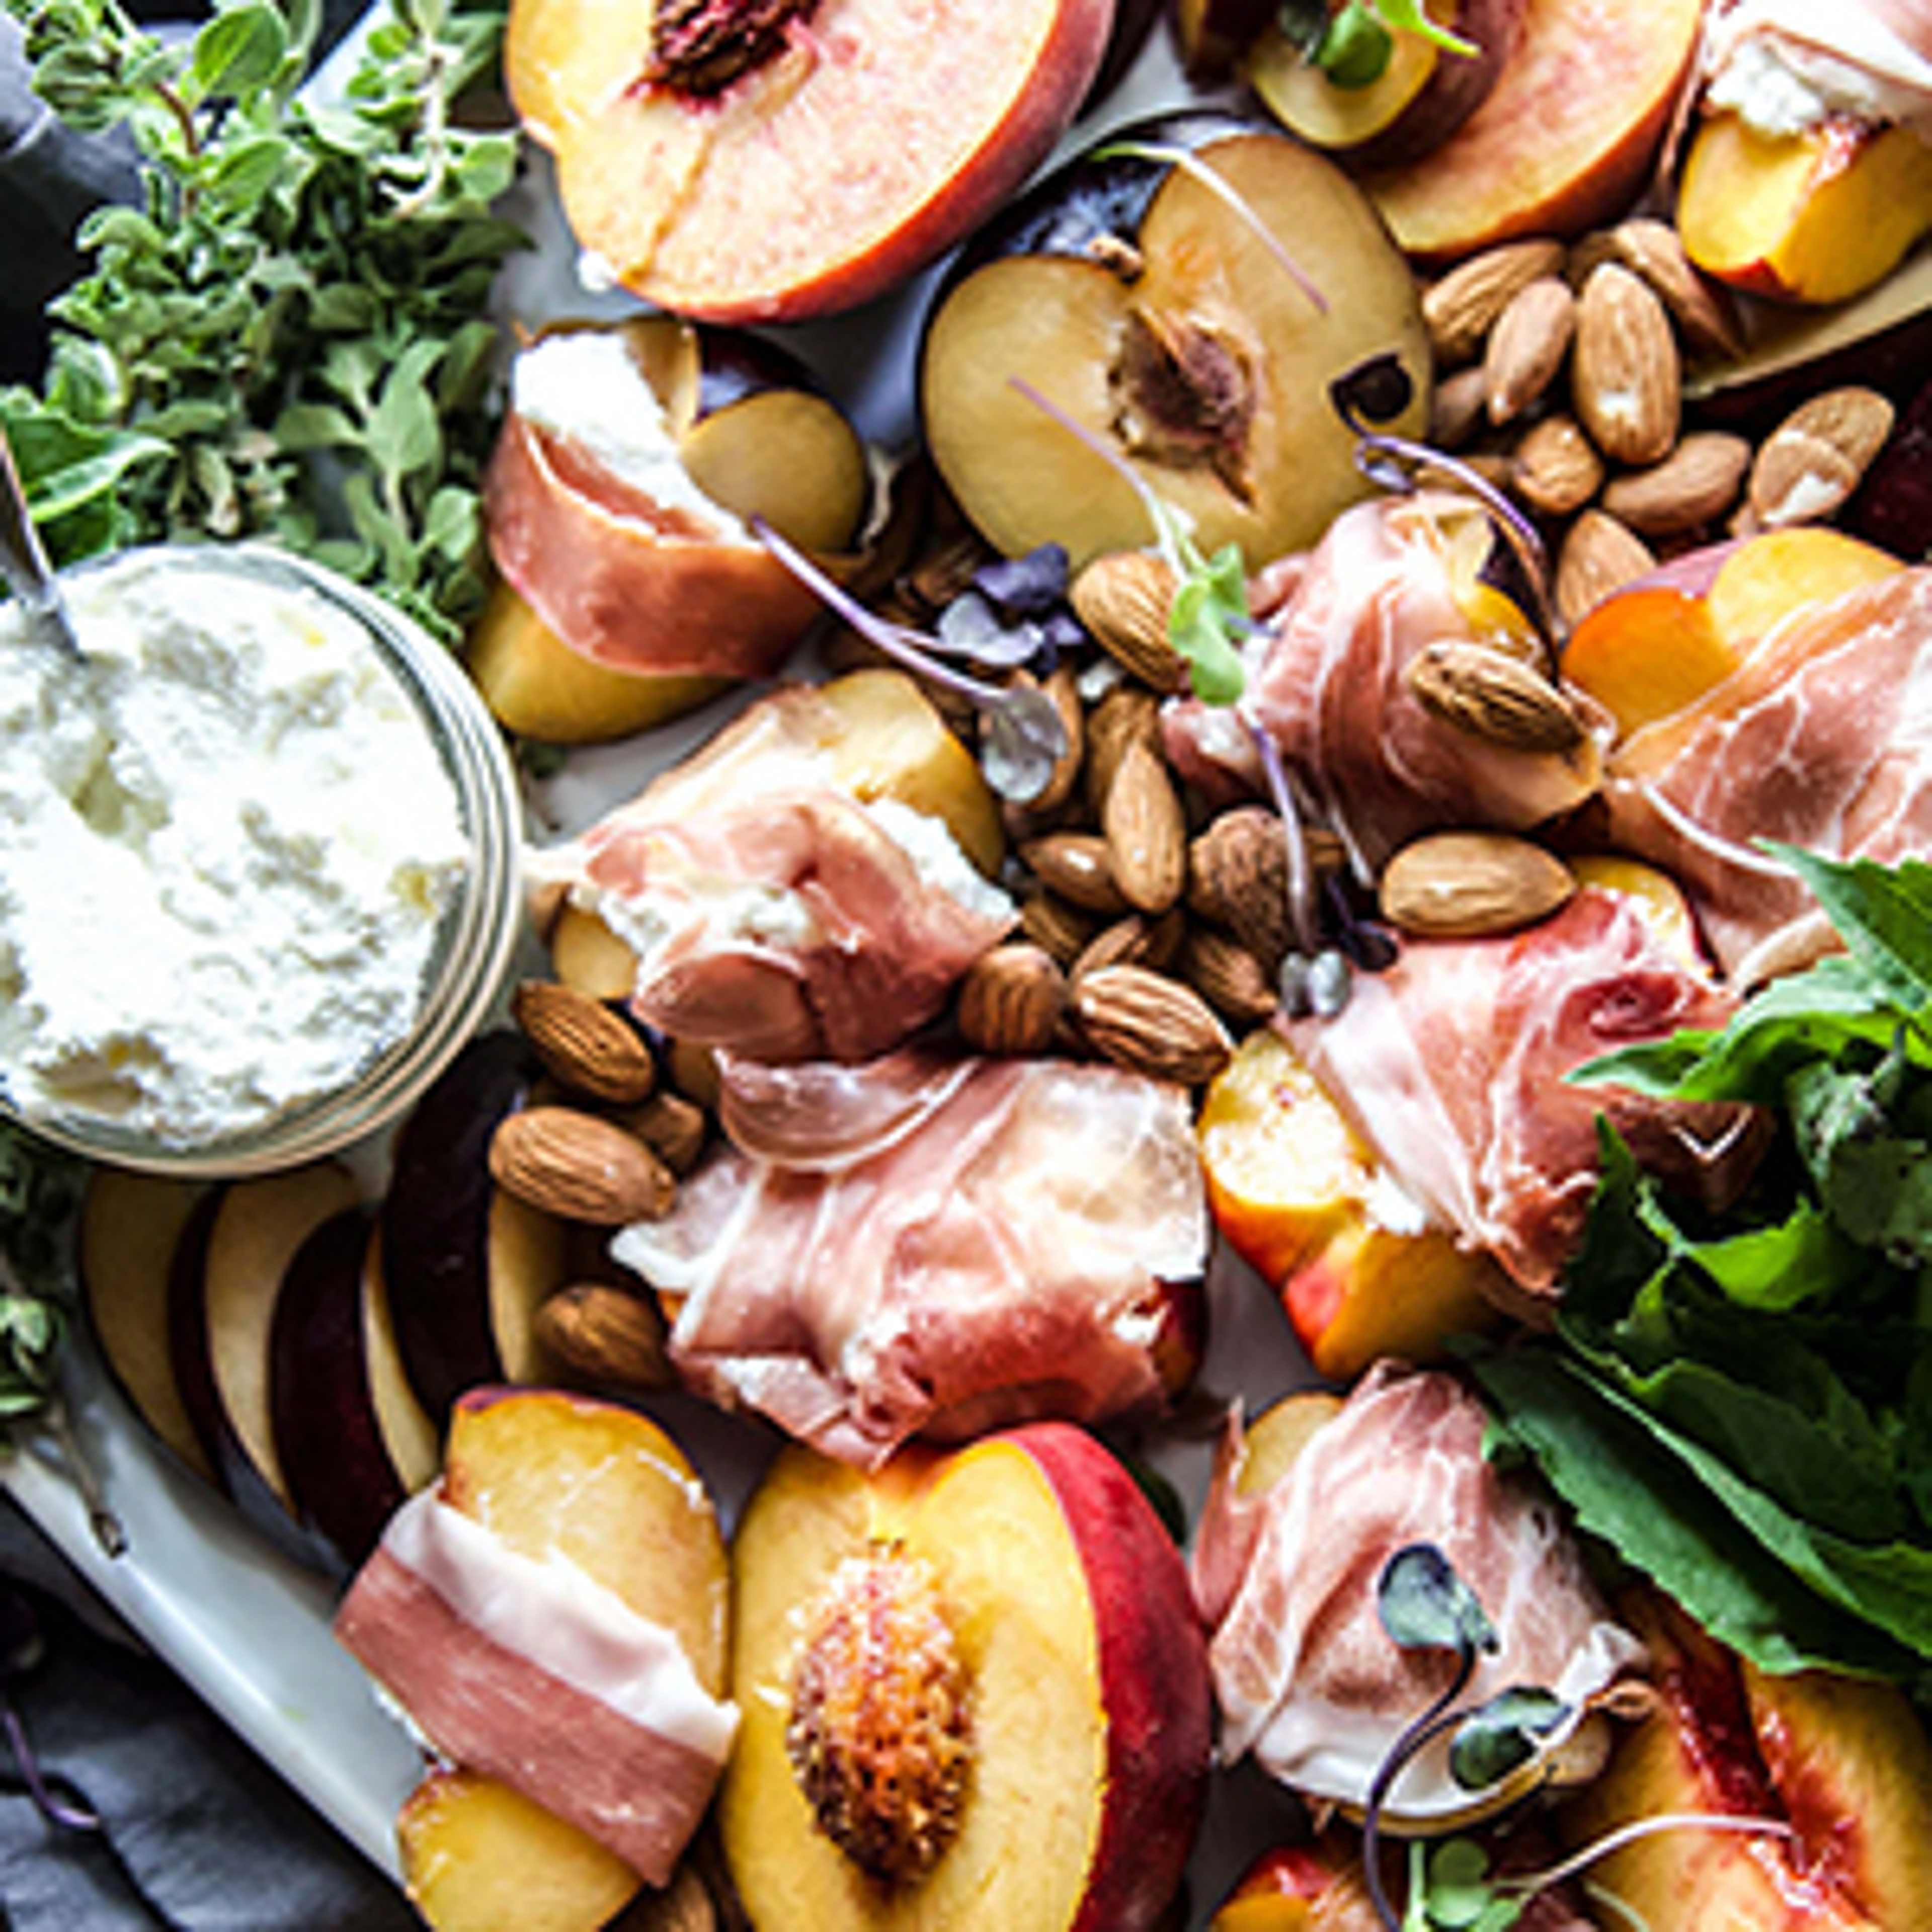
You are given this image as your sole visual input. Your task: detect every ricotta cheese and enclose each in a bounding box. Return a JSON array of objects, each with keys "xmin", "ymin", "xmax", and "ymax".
[
  {"xmin": 1706, "ymin": 0, "xmax": 1932, "ymax": 137},
  {"xmin": 0, "ymin": 550, "xmax": 470, "ymax": 1144}
]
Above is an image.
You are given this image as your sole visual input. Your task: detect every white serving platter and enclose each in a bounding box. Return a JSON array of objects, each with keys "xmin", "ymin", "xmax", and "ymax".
[{"xmin": 1, "ymin": 13, "xmax": 1334, "ymax": 1924}]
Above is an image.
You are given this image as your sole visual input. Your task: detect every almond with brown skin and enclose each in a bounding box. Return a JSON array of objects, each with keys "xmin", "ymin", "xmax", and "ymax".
[
  {"xmin": 1422, "ymin": 237, "xmax": 1568, "ymax": 365},
  {"xmin": 1019, "ymin": 832, "xmax": 1128, "ymax": 915},
  {"xmin": 1070, "ymin": 909, "xmax": 1185, "ymax": 984},
  {"xmin": 1010, "ymin": 665, "xmax": 1085, "ymax": 821},
  {"xmin": 1405, "ymin": 641, "xmax": 1586, "ymax": 754},
  {"xmin": 1746, "ymin": 387, "xmax": 1895, "ymax": 530},
  {"xmin": 1572, "ymin": 262, "xmax": 1678, "ymax": 467},
  {"xmin": 1484, "ymin": 276, "xmax": 1576, "ymax": 426},
  {"xmin": 1070, "ymin": 550, "xmax": 1186, "ymax": 692},
  {"xmin": 1602, "ymin": 432, "xmax": 1751, "ymax": 536},
  {"xmin": 956, "ymin": 942, "xmax": 1066, "ymax": 1055},
  {"xmin": 511, "ymin": 979, "xmax": 658, "ymax": 1105},
  {"xmin": 1187, "ymin": 806, "xmax": 1297, "ymax": 972},
  {"xmin": 615, "ymin": 1089, "xmax": 710, "ymax": 1176},
  {"xmin": 1430, "ymin": 365, "xmax": 1489, "ymax": 450},
  {"xmin": 490, "ymin": 1107, "xmax": 677, "ymax": 1225},
  {"xmin": 1102, "ymin": 737, "xmax": 1188, "ymax": 915},
  {"xmin": 1555, "ymin": 508, "xmax": 1656, "ymax": 629},
  {"xmin": 1571, "ymin": 218, "xmax": 1745, "ymax": 362},
  {"xmin": 1018, "ymin": 891, "xmax": 1100, "ymax": 969},
  {"xmin": 1083, "ymin": 682, "xmax": 1163, "ymax": 816},
  {"xmin": 534, "ymin": 1282, "xmax": 673, "ymax": 1390},
  {"xmin": 1073, "ymin": 964, "xmax": 1233, "ymax": 1086},
  {"xmin": 1180, "ymin": 926, "xmax": 1279, "ymax": 1026},
  {"xmin": 1379, "ymin": 831, "xmax": 1577, "ymax": 938},
  {"xmin": 1510, "ymin": 414, "xmax": 1603, "ymax": 519}
]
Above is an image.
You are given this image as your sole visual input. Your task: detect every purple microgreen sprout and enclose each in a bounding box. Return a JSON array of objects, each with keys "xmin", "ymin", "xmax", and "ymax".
[
  {"xmin": 1086, "ymin": 138, "xmax": 1329, "ymax": 314},
  {"xmin": 1331, "ymin": 356, "xmax": 1560, "ymax": 646},
  {"xmin": 1, "ymin": 1583, "xmax": 103, "ymax": 1833},
  {"xmin": 751, "ymin": 516, "xmax": 1067, "ymax": 803},
  {"xmin": 973, "ymin": 543, "xmax": 1069, "ymax": 618}
]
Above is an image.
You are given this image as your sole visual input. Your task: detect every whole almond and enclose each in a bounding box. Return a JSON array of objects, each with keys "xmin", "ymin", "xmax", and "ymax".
[
  {"xmin": 1511, "ymin": 414, "xmax": 1603, "ymax": 518},
  {"xmin": 1102, "ymin": 737, "xmax": 1188, "ymax": 914},
  {"xmin": 1018, "ymin": 890, "xmax": 1100, "ymax": 968},
  {"xmin": 1422, "ymin": 237, "xmax": 1568, "ymax": 365},
  {"xmin": 490, "ymin": 1106, "xmax": 677, "ymax": 1224},
  {"xmin": 511, "ymin": 979, "xmax": 658, "ymax": 1104},
  {"xmin": 1747, "ymin": 387, "xmax": 1895, "ymax": 529},
  {"xmin": 956, "ymin": 942, "xmax": 1066, "ymax": 1055},
  {"xmin": 1379, "ymin": 832, "xmax": 1577, "ymax": 938},
  {"xmin": 1554, "ymin": 508, "xmax": 1656, "ymax": 628},
  {"xmin": 1188, "ymin": 805, "xmax": 1298, "ymax": 970},
  {"xmin": 1484, "ymin": 276, "xmax": 1576, "ymax": 426},
  {"xmin": 1571, "ymin": 218, "xmax": 1744, "ymax": 362},
  {"xmin": 1430, "ymin": 365, "xmax": 1489, "ymax": 450},
  {"xmin": 1013, "ymin": 664, "xmax": 1085, "ymax": 820},
  {"xmin": 1180, "ymin": 926, "xmax": 1279, "ymax": 1025},
  {"xmin": 1083, "ymin": 682, "xmax": 1163, "ymax": 816},
  {"xmin": 614, "ymin": 1089, "xmax": 710, "ymax": 1175},
  {"xmin": 1020, "ymin": 832, "xmax": 1128, "ymax": 914},
  {"xmin": 1572, "ymin": 263, "xmax": 1678, "ymax": 467},
  {"xmin": 1073, "ymin": 964, "xmax": 1233, "ymax": 1086},
  {"xmin": 1601, "ymin": 431, "xmax": 1751, "ymax": 536},
  {"xmin": 1071, "ymin": 550, "xmax": 1187, "ymax": 691},
  {"xmin": 1071, "ymin": 908, "xmax": 1186, "ymax": 983},
  {"xmin": 1405, "ymin": 640, "xmax": 1585, "ymax": 753},
  {"xmin": 534, "ymin": 1283, "xmax": 673, "ymax": 1390}
]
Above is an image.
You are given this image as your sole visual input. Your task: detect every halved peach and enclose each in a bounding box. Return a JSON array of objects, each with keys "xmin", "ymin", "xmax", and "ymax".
[
  {"xmin": 526, "ymin": 0, "xmax": 1115, "ymax": 322},
  {"xmin": 1678, "ymin": 111, "xmax": 1932, "ymax": 307},
  {"xmin": 722, "ymin": 1423, "xmax": 1212, "ymax": 1930},
  {"xmin": 1361, "ymin": 0, "xmax": 1704, "ymax": 263},
  {"xmin": 1198, "ymin": 1029, "xmax": 1503, "ymax": 1383},
  {"xmin": 1557, "ymin": 1589, "xmax": 1932, "ymax": 1928}
]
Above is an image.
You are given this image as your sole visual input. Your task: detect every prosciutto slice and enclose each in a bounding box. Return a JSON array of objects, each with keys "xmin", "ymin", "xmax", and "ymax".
[
  {"xmin": 1604, "ymin": 569, "xmax": 1932, "ymax": 980},
  {"xmin": 533, "ymin": 683, "xmax": 1014, "ymax": 1063},
  {"xmin": 613, "ymin": 1051, "xmax": 1208, "ymax": 1467},
  {"xmin": 1282, "ymin": 887, "xmax": 1754, "ymax": 1300},
  {"xmin": 1192, "ymin": 1366, "xmax": 1646, "ymax": 1822},
  {"xmin": 1169, "ymin": 495, "xmax": 1606, "ymax": 875},
  {"xmin": 336, "ymin": 1488, "xmax": 736, "ymax": 1883}
]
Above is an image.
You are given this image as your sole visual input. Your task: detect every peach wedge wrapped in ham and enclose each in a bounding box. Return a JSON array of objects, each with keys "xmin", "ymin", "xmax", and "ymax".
[{"xmin": 612, "ymin": 1049, "xmax": 1209, "ymax": 1467}]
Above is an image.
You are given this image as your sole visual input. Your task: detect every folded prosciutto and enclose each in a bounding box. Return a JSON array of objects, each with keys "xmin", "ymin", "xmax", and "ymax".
[
  {"xmin": 1192, "ymin": 1366, "xmax": 1646, "ymax": 1825},
  {"xmin": 612, "ymin": 1050, "xmax": 1209, "ymax": 1467},
  {"xmin": 532, "ymin": 679, "xmax": 1015, "ymax": 1063},
  {"xmin": 1281, "ymin": 885, "xmax": 1755, "ymax": 1301},
  {"xmin": 1168, "ymin": 495, "xmax": 1607, "ymax": 875},
  {"xmin": 336, "ymin": 1487, "xmax": 738, "ymax": 1884},
  {"xmin": 1605, "ymin": 568, "xmax": 1932, "ymax": 979}
]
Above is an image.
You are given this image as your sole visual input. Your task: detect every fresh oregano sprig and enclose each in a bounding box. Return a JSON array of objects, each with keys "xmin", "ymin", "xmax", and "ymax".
[{"xmin": 2, "ymin": 0, "xmax": 529, "ymax": 643}]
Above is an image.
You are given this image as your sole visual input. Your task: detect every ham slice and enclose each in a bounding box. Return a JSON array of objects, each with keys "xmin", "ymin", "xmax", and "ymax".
[
  {"xmin": 1170, "ymin": 495, "xmax": 1606, "ymax": 875},
  {"xmin": 613, "ymin": 1051, "xmax": 1208, "ymax": 1467},
  {"xmin": 1192, "ymin": 1366, "xmax": 1645, "ymax": 1822},
  {"xmin": 1281, "ymin": 887, "xmax": 1754, "ymax": 1301},
  {"xmin": 336, "ymin": 1489, "xmax": 736, "ymax": 1883},
  {"xmin": 1605, "ymin": 569, "xmax": 1932, "ymax": 979},
  {"xmin": 534, "ymin": 684, "xmax": 1014, "ymax": 1063}
]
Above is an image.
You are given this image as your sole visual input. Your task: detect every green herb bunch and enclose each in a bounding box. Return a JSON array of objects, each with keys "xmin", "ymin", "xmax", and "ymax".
[
  {"xmin": 0, "ymin": 1120, "xmax": 84, "ymax": 1416},
  {"xmin": 1471, "ymin": 848, "xmax": 1932, "ymax": 1686},
  {"xmin": 2, "ymin": 0, "xmax": 528, "ymax": 643}
]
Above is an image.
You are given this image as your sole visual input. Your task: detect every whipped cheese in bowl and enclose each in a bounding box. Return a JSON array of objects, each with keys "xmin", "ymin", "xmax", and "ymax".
[{"xmin": 0, "ymin": 544, "xmax": 526, "ymax": 1173}]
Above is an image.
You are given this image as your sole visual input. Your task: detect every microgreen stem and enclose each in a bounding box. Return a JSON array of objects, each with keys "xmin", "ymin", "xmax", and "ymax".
[
  {"xmin": 1248, "ymin": 719, "xmax": 1319, "ymax": 957},
  {"xmin": 1363, "ymin": 1647, "xmax": 1482, "ymax": 1932},
  {"xmin": 1350, "ymin": 429, "xmax": 1558, "ymax": 642},
  {"xmin": 1500, "ymin": 1811, "xmax": 1797, "ymax": 1898},
  {"xmin": 1090, "ymin": 140, "xmax": 1328, "ymax": 314}
]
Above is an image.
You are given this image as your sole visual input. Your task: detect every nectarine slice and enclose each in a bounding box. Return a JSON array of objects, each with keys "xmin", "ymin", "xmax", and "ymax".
[
  {"xmin": 1679, "ymin": 111, "xmax": 1932, "ymax": 307},
  {"xmin": 1704, "ymin": 527, "xmax": 1906, "ymax": 657},
  {"xmin": 1362, "ymin": 0, "xmax": 1704, "ymax": 262},
  {"xmin": 536, "ymin": 0, "xmax": 1115, "ymax": 322},
  {"xmin": 723, "ymin": 1425, "xmax": 1211, "ymax": 1930}
]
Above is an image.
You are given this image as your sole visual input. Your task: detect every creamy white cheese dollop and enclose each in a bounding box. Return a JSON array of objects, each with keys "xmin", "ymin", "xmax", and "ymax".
[
  {"xmin": 0, "ymin": 550, "xmax": 470, "ymax": 1143},
  {"xmin": 1705, "ymin": 0, "xmax": 1932, "ymax": 137}
]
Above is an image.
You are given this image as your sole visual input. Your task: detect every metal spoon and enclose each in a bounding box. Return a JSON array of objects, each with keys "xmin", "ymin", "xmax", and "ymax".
[{"xmin": 0, "ymin": 425, "xmax": 85, "ymax": 660}]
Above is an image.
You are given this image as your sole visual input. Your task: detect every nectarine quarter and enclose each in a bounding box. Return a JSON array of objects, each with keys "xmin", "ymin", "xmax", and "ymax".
[
  {"xmin": 921, "ymin": 114, "xmax": 1430, "ymax": 572},
  {"xmin": 518, "ymin": 0, "xmax": 1117, "ymax": 322},
  {"xmin": 721, "ymin": 1424, "xmax": 1212, "ymax": 1929},
  {"xmin": 1361, "ymin": 0, "xmax": 1704, "ymax": 262}
]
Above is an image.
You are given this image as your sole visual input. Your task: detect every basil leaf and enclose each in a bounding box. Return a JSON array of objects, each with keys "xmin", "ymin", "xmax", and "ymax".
[{"xmin": 1772, "ymin": 845, "xmax": 1932, "ymax": 1016}]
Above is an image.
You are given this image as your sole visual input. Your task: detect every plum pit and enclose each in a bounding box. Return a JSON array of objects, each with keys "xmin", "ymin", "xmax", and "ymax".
[
  {"xmin": 1110, "ymin": 306, "xmax": 1259, "ymax": 502},
  {"xmin": 786, "ymin": 1548, "xmax": 973, "ymax": 1886}
]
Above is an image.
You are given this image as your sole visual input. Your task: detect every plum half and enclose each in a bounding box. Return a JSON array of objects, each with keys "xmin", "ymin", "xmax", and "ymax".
[{"xmin": 918, "ymin": 112, "xmax": 1430, "ymax": 573}]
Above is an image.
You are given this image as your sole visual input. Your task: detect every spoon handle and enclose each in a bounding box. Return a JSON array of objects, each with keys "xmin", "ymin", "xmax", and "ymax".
[{"xmin": 0, "ymin": 426, "xmax": 84, "ymax": 658}]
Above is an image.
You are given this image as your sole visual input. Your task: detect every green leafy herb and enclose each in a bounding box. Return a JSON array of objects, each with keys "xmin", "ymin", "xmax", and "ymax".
[
  {"xmin": 1445, "ymin": 1685, "xmax": 1569, "ymax": 1791},
  {"xmin": 3, "ymin": 0, "xmax": 528, "ymax": 643},
  {"xmin": 1474, "ymin": 850, "xmax": 1932, "ymax": 1681},
  {"xmin": 0, "ymin": 1123, "xmax": 85, "ymax": 1420},
  {"xmin": 1279, "ymin": 0, "xmax": 1479, "ymax": 90}
]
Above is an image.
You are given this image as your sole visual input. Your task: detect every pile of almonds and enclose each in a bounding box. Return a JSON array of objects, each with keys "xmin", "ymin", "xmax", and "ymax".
[
  {"xmin": 1422, "ymin": 218, "xmax": 1897, "ymax": 626},
  {"xmin": 485, "ymin": 978, "xmax": 720, "ymax": 1391}
]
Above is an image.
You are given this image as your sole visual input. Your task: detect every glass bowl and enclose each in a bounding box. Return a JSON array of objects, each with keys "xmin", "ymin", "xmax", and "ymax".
[{"xmin": 0, "ymin": 542, "xmax": 528, "ymax": 1177}]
